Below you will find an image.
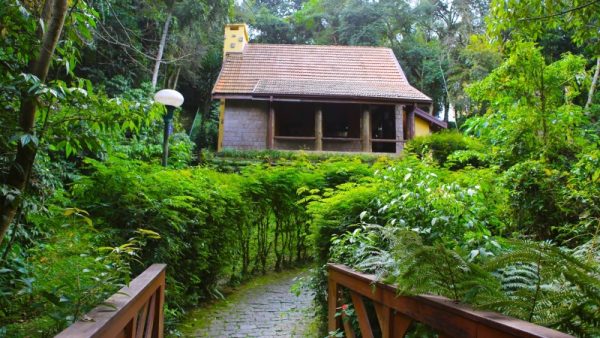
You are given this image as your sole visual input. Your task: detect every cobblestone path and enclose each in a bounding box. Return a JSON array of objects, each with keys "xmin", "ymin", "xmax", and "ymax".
[{"xmin": 177, "ymin": 269, "xmax": 315, "ymax": 338}]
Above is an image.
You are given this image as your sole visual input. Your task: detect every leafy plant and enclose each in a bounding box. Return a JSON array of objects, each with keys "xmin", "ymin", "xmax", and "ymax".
[{"xmin": 405, "ymin": 131, "xmax": 485, "ymax": 167}]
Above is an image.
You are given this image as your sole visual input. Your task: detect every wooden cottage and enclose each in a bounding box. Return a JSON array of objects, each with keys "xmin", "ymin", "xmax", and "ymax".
[{"xmin": 212, "ymin": 24, "xmax": 447, "ymax": 154}]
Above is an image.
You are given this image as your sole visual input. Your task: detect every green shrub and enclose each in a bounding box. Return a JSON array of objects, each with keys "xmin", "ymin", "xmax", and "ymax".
[
  {"xmin": 306, "ymin": 182, "xmax": 380, "ymax": 262},
  {"xmin": 67, "ymin": 156, "xmax": 375, "ymax": 327},
  {"xmin": 112, "ymin": 132, "xmax": 195, "ymax": 168},
  {"xmin": 445, "ymin": 149, "xmax": 491, "ymax": 169},
  {"xmin": 502, "ymin": 160, "xmax": 569, "ymax": 240},
  {"xmin": 328, "ymin": 225, "xmax": 600, "ymax": 336},
  {"xmin": 405, "ymin": 131, "xmax": 485, "ymax": 167},
  {"xmin": 73, "ymin": 159, "xmax": 245, "ymax": 311},
  {"xmin": 0, "ymin": 208, "xmax": 149, "ymax": 337}
]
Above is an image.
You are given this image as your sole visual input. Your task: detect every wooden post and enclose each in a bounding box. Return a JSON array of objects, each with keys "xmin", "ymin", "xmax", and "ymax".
[
  {"xmin": 361, "ymin": 107, "xmax": 371, "ymax": 152},
  {"xmin": 267, "ymin": 103, "xmax": 275, "ymax": 149},
  {"xmin": 407, "ymin": 105, "xmax": 415, "ymax": 140},
  {"xmin": 350, "ymin": 291, "xmax": 374, "ymax": 338},
  {"xmin": 154, "ymin": 280, "xmax": 165, "ymax": 338},
  {"xmin": 328, "ymin": 278, "xmax": 339, "ymax": 332},
  {"xmin": 429, "ymin": 103, "xmax": 434, "ymax": 115},
  {"xmin": 217, "ymin": 99, "xmax": 225, "ymax": 151},
  {"xmin": 315, "ymin": 105, "xmax": 323, "ymax": 151},
  {"xmin": 395, "ymin": 104, "xmax": 405, "ymax": 154}
]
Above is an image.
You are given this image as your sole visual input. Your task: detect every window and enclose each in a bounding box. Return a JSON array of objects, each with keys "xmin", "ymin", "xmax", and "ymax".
[
  {"xmin": 322, "ymin": 104, "xmax": 361, "ymax": 139},
  {"xmin": 274, "ymin": 102, "xmax": 315, "ymax": 137}
]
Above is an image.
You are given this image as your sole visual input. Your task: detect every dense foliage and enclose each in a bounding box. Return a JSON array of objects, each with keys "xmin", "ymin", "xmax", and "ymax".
[
  {"xmin": 1, "ymin": 0, "xmax": 599, "ymax": 337},
  {"xmin": 309, "ymin": 45, "xmax": 600, "ymax": 337}
]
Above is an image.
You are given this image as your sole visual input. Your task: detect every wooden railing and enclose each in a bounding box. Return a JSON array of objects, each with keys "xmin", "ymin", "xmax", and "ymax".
[
  {"xmin": 57, "ymin": 264, "xmax": 166, "ymax": 338},
  {"xmin": 327, "ymin": 263, "xmax": 573, "ymax": 338}
]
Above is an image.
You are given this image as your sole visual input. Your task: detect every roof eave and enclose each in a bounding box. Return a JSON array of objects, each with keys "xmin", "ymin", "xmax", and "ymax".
[
  {"xmin": 212, "ymin": 92, "xmax": 432, "ymax": 104},
  {"xmin": 414, "ymin": 107, "xmax": 448, "ymax": 129}
]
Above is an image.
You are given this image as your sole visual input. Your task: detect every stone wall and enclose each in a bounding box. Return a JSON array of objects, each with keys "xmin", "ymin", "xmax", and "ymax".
[
  {"xmin": 274, "ymin": 139, "xmax": 315, "ymax": 150},
  {"xmin": 222, "ymin": 100, "xmax": 268, "ymax": 150},
  {"xmin": 322, "ymin": 139, "xmax": 362, "ymax": 152}
]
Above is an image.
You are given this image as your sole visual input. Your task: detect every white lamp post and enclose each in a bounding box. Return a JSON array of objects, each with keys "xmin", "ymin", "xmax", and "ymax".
[{"xmin": 154, "ymin": 89, "xmax": 184, "ymax": 167}]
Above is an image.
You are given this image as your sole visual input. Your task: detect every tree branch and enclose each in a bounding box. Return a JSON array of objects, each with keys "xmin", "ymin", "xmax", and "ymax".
[
  {"xmin": 518, "ymin": 0, "xmax": 600, "ymax": 21},
  {"xmin": 585, "ymin": 57, "xmax": 600, "ymax": 113}
]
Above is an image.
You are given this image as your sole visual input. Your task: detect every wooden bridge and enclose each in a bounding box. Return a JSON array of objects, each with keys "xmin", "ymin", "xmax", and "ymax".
[{"xmin": 56, "ymin": 263, "xmax": 573, "ymax": 337}]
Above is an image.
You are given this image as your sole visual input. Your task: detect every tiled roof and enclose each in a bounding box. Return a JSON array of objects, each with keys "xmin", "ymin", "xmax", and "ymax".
[{"xmin": 212, "ymin": 44, "xmax": 431, "ymax": 102}]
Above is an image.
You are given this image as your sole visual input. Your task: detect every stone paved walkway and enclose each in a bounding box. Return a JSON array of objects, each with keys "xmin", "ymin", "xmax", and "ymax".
[{"xmin": 177, "ymin": 269, "xmax": 315, "ymax": 338}]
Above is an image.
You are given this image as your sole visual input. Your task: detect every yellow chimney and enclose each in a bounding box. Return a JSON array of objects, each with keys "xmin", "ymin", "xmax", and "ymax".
[{"xmin": 224, "ymin": 24, "xmax": 249, "ymax": 55}]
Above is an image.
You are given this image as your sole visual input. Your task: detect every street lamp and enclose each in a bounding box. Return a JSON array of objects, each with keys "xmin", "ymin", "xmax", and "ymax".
[{"xmin": 154, "ymin": 89, "xmax": 184, "ymax": 167}]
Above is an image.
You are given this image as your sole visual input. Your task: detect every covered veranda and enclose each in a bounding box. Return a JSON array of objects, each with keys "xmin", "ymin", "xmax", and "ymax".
[{"xmin": 267, "ymin": 100, "xmax": 429, "ymax": 154}]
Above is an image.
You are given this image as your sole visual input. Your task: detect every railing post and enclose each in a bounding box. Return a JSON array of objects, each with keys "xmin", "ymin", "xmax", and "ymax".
[
  {"xmin": 327, "ymin": 274, "xmax": 339, "ymax": 333},
  {"xmin": 154, "ymin": 276, "xmax": 165, "ymax": 338}
]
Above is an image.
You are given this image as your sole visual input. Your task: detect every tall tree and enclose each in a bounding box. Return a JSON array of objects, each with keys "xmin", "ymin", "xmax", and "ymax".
[
  {"xmin": 0, "ymin": 0, "xmax": 69, "ymax": 243},
  {"xmin": 152, "ymin": 7, "xmax": 174, "ymax": 89},
  {"xmin": 488, "ymin": 0, "xmax": 600, "ymax": 112}
]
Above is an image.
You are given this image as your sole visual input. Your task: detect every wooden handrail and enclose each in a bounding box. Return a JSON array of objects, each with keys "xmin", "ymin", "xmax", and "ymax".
[
  {"xmin": 274, "ymin": 135, "xmax": 317, "ymax": 140},
  {"xmin": 57, "ymin": 264, "xmax": 166, "ymax": 338},
  {"xmin": 323, "ymin": 137, "xmax": 361, "ymax": 141},
  {"xmin": 327, "ymin": 263, "xmax": 573, "ymax": 338},
  {"xmin": 370, "ymin": 139, "xmax": 405, "ymax": 144}
]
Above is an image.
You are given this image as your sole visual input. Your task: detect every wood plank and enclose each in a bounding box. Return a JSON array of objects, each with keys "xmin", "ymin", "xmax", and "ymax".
[
  {"xmin": 392, "ymin": 311, "xmax": 412, "ymax": 337},
  {"xmin": 134, "ymin": 297, "xmax": 150, "ymax": 338},
  {"xmin": 273, "ymin": 136, "xmax": 316, "ymax": 140},
  {"xmin": 370, "ymin": 139, "xmax": 403, "ymax": 143},
  {"xmin": 153, "ymin": 280, "xmax": 165, "ymax": 338},
  {"xmin": 322, "ymin": 137, "xmax": 361, "ymax": 141},
  {"xmin": 373, "ymin": 303, "xmax": 392, "ymax": 338},
  {"xmin": 328, "ymin": 279, "xmax": 339, "ymax": 332},
  {"xmin": 350, "ymin": 291, "xmax": 374, "ymax": 338},
  {"xmin": 143, "ymin": 292, "xmax": 157, "ymax": 338},
  {"xmin": 342, "ymin": 313, "xmax": 357, "ymax": 338}
]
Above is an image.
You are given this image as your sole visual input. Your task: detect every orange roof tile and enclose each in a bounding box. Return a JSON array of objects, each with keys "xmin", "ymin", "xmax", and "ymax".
[{"xmin": 212, "ymin": 44, "xmax": 432, "ymax": 103}]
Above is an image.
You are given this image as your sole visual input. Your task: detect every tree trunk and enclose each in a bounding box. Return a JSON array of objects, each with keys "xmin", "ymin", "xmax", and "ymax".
[
  {"xmin": 585, "ymin": 56, "xmax": 600, "ymax": 113},
  {"xmin": 439, "ymin": 55, "xmax": 450, "ymax": 123},
  {"xmin": 0, "ymin": 0, "xmax": 69, "ymax": 245},
  {"xmin": 197, "ymin": 100, "xmax": 211, "ymax": 151},
  {"xmin": 151, "ymin": 12, "xmax": 173, "ymax": 89},
  {"xmin": 172, "ymin": 67, "xmax": 181, "ymax": 89}
]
